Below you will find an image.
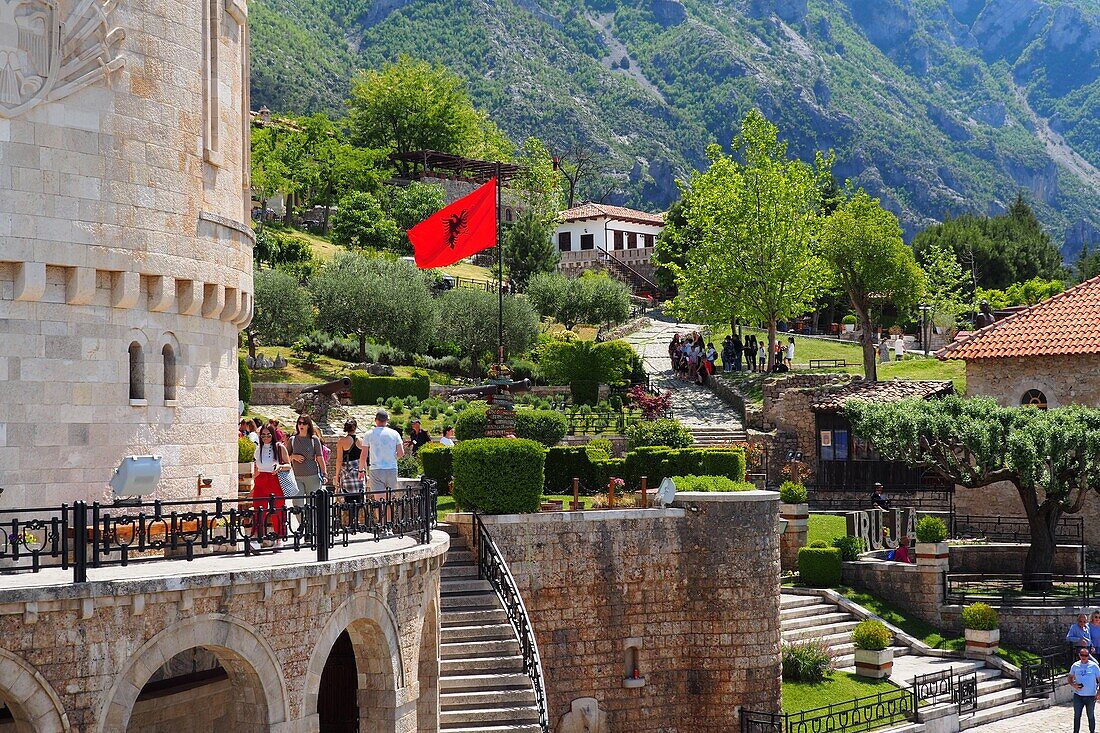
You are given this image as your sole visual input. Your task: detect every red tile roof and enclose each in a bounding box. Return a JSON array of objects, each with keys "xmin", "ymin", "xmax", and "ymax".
[
  {"xmin": 559, "ymin": 203, "xmax": 665, "ymax": 226},
  {"xmin": 810, "ymin": 379, "xmax": 955, "ymax": 412},
  {"xmin": 937, "ymin": 275, "xmax": 1100, "ymax": 360}
]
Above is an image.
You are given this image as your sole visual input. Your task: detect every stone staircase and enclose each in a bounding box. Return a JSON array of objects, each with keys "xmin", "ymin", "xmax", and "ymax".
[
  {"xmin": 439, "ymin": 523, "xmax": 543, "ymax": 733},
  {"xmin": 688, "ymin": 425, "xmax": 748, "ymax": 446},
  {"xmin": 781, "ymin": 593, "xmax": 1052, "ymax": 732}
]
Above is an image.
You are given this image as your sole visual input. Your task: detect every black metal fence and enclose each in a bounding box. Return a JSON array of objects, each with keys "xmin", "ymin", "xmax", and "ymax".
[
  {"xmin": 950, "ymin": 514, "xmax": 1084, "ymax": 545},
  {"xmin": 944, "ymin": 573, "xmax": 1100, "ymax": 607},
  {"xmin": 0, "ymin": 481, "xmax": 438, "ymax": 583},
  {"xmin": 741, "ymin": 687, "xmax": 913, "ymax": 733},
  {"xmin": 473, "ymin": 514, "xmax": 550, "ymax": 733},
  {"xmin": 1021, "ymin": 646, "xmax": 1072, "ymax": 699},
  {"xmin": 911, "ymin": 668, "xmax": 978, "ymax": 715},
  {"xmin": 564, "ymin": 409, "xmax": 672, "ymax": 436}
]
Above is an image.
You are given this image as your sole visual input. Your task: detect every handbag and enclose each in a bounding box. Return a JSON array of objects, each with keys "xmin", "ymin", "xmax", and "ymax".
[{"xmin": 275, "ymin": 443, "xmax": 300, "ymax": 496}]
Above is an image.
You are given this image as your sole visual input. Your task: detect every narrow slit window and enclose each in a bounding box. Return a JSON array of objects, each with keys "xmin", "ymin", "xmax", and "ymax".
[
  {"xmin": 163, "ymin": 345, "xmax": 177, "ymax": 402},
  {"xmin": 129, "ymin": 342, "xmax": 145, "ymax": 401}
]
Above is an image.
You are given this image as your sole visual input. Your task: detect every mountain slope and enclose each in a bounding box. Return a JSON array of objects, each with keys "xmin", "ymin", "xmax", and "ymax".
[{"xmin": 249, "ymin": 0, "xmax": 1100, "ymax": 255}]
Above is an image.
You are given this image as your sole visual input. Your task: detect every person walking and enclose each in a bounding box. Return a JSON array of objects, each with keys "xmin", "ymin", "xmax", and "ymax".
[
  {"xmin": 334, "ymin": 419, "xmax": 366, "ymax": 497},
  {"xmin": 744, "ymin": 335, "xmax": 756, "ymax": 372},
  {"xmin": 250, "ymin": 425, "xmax": 290, "ymax": 549},
  {"xmin": 894, "ymin": 333, "xmax": 906, "ymax": 362},
  {"xmin": 785, "ymin": 337, "xmax": 796, "ymax": 370},
  {"xmin": 288, "ymin": 415, "xmax": 325, "ymax": 505},
  {"xmin": 366, "ymin": 408, "xmax": 405, "ymax": 497},
  {"xmin": 1070, "ymin": 646, "xmax": 1100, "ymax": 733}
]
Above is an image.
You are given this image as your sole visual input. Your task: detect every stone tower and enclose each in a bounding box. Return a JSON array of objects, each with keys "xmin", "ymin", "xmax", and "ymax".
[{"xmin": 0, "ymin": 0, "xmax": 253, "ymax": 505}]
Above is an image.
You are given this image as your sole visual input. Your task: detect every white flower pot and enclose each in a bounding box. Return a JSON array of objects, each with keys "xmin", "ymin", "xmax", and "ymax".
[
  {"xmin": 779, "ymin": 502, "xmax": 809, "ymax": 532},
  {"xmin": 843, "ymin": 324, "xmax": 855, "ymax": 333},
  {"xmin": 964, "ymin": 628, "xmax": 1000, "ymax": 655},
  {"xmin": 916, "ymin": 541, "xmax": 949, "ymax": 568},
  {"xmin": 854, "ymin": 648, "xmax": 894, "ymax": 679}
]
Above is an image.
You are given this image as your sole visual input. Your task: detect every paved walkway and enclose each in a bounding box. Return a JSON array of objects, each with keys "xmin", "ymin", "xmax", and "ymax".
[
  {"xmin": 623, "ymin": 317, "xmax": 746, "ymax": 430},
  {"xmin": 964, "ymin": 702, "xmax": 1075, "ymax": 730}
]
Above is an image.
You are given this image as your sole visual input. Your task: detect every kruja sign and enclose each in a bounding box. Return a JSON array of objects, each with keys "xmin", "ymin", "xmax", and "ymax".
[{"xmin": 846, "ymin": 508, "xmax": 915, "ymax": 550}]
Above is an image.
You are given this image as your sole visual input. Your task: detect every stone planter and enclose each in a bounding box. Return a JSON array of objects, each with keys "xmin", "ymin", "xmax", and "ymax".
[
  {"xmin": 964, "ymin": 628, "xmax": 1000, "ymax": 655},
  {"xmin": 916, "ymin": 541, "xmax": 949, "ymax": 568},
  {"xmin": 843, "ymin": 323, "xmax": 855, "ymax": 333},
  {"xmin": 854, "ymin": 647, "xmax": 894, "ymax": 679},
  {"xmin": 779, "ymin": 503, "xmax": 809, "ymax": 573}
]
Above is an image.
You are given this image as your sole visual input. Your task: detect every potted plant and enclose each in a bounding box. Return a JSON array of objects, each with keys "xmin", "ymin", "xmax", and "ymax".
[
  {"xmin": 778, "ymin": 481, "xmax": 809, "ymax": 528},
  {"xmin": 852, "ymin": 619, "xmax": 894, "ymax": 678},
  {"xmin": 841, "ymin": 314, "xmax": 858, "ymax": 333},
  {"xmin": 914, "ymin": 515, "xmax": 949, "ymax": 567},
  {"xmin": 238, "ymin": 436, "xmax": 256, "ymax": 494},
  {"xmin": 962, "ymin": 603, "xmax": 1000, "ymax": 655}
]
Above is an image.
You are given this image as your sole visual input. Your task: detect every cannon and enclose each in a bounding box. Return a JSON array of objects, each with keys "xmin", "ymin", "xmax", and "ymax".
[
  {"xmin": 299, "ymin": 377, "xmax": 351, "ymax": 396},
  {"xmin": 448, "ymin": 379, "xmax": 532, "ymax": 398}
]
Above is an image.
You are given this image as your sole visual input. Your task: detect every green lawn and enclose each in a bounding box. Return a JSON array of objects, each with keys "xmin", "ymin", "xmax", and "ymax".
[
  {"xmin": 783, "ymin": 671, "xmax": 900, "ymax": 713},
  {"xmin": 808, "ymin": 514, "xmax": 848, "ymax": 546},
  {"xmin": 242, "ymin": 345, "xmax": 457, "ymax": 387},
  {"xmin": 437, "ymin": 494, "xmax": 598, "ymax": 521}
]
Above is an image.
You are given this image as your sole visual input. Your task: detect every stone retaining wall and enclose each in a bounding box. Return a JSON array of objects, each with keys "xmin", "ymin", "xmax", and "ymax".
[
  {"xmin": 940, "ymin": 605, "xmax": 1083, "ymax": 652},
  {"xmin": 841, "ymin": 559, "xmax": 945, "ymax": 626},
  {"xmin": 482, "ymin": 491, "xmax": 782, "ymax": 732}
]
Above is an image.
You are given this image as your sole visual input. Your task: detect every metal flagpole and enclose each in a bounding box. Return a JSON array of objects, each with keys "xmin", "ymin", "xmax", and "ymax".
[{"xmin": 496, "ymin": 162, "xmax": 504, "ymax": 368}]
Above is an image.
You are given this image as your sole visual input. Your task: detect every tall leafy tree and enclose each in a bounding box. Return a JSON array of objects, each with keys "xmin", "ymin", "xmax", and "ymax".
[
  {"xmin": 847, "ymin": 396, "xmax": 1100, "ymax": 588},
  {"xmin": 504, "ymin": 212, "xmax": 559, "ymax": 290},
  {"xmin": 247, "ymin": 269, "xmax": 314, "ymax": 359},
  {"xmin": 820, "ymin": 190, "xmax": 925, "ymax": 380},
  {"xmin": 1075, "ymin": 243, "xmax": 1100, "ymax": 283},
  {"xmin": 527, "ymin": 272, "xmax": 631, "ymax": 329},
  {"xmin": 919, "ymin": 241, "xmax": 968, "ymax": 334},
  {"xmin": 675, "ymin": 111, "xmax": 832, "ymax": 369},
  {"xmin": 437, "ymin": 288, "xmax": 539, "ymax": 377},
  {"xmin": 383, "ymin": 181, "xmax": 446, "ymax": 233},
  {"xmin": 311, "ymin": 253, "xmax": 439, "ymax": 360},
  {"xmin": 331, "ymin": 192, "xmax": 403, "ymax": 252}
]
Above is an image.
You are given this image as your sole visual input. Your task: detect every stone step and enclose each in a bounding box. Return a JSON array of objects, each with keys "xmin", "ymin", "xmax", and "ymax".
[
  {"xmin": 442, "ymin": 609, "xmax": 509, "ymax": 627},
  {"xmin": 783, "ymin": 630, "xmax": 857, "ymax": 649},
  {"xmin": 439, "ymin": 673, "xmax": 533, "ymax": 693},
  {"xmin": 439, "ymin": 523, "xmax": 464, "ymax": 537},
  {"xmin": 976, "ymin": 686, "xmax": 1032, "ymax": 711},
  {"xmin": 780, "ymin": 594, "xmax": 824, "ymax": 610},
  {"xmin": 440, "ymin": 624, "xmax": 516, "ymax": 644},
  {"xmin": 442, "ymin": 579, "xmax": 494, "ymax": 594},
  {"xmin": 441, "ymin": 593, "xmax": 500, "ymax": 611},
  {"xmin": 442, "ymin": 564, "xmax": 479, "ymax": 579},
  {"xmin": 445, "ymin": 550, "xmax": 475, "ymax": 565},
  {"xmin": 958, "ymin": 697, "xmax": 1050, "ymax": 730},
  {"xmin": 440, "ymin": 705, "xmax": 541, "ymax": 727},
  {"xmin": 976, "ymin": 676, "xmax": 1016, "ymax": 697},
  {"xmin": 441, "ymin": 654, "xmax": 525, "ymax": 675},
  {"xmin": 782, "ymin": 620, "xmax": 860, "ymax": 642},
  {"xmin": 441, "ymin": 689, "xmax": 537, "ymax": 710},
  {"xmin": 440, "ymin": 724, "xmax": 542, "ymax": 733},
  {"xmin": 780, "ymin": 603, "xmax": 837, "ymax": 621},
  {"xmin": 442, "ymin": 639, "xmax": 521, "ymax": 660},
  {"xmin": 783, "ymin": 612, "xmax": 854, "ymax": 631}
]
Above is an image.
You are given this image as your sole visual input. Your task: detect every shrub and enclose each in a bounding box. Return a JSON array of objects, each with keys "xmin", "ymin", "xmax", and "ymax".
[
  {"xmin": 851, "ymin": 620, "xmax": 892, "ymax": 651},
  {"xmin": 670, "ymin": 475, "xmax": 755, "ymax": 492},
  {"xmin": 779, "ymin": 481, "xmax": 808, "ymax": 504},
  {"xmin": 569, "ymin": 379, "xmax": 600, "ymax": 406},
  {"xmin": 454, "ymin": 408, "xmax": 489, "ymax": 441},
  {"xmin": 452, "ymin": 439, "xmax": 545, "ymax": 514},
  {"xmin": 585, "ymin": 438, "xmax": 614, "ymax": 461},
  {"xmin": 842, "ymin": 314, "xmax": 858, "ymax": 325},
  {"xmin": 419, "ymin": 444, "xmax": 452, "ymax": 485},
  {"xmin": 507, "ymin": 358, "xmax": 540, "ymax": 384},
  {"xmin": 514, "ymin": 409, "xmax": 568, "ymax": 446},
  {"xmin": 831, "ymin": 535, "xmax": 866, "ymax": 561},
  {"xmin": 699, "ymin": 448, "xmax": 747, "ymax": 482},
  {"xmin": 915, "ymin": 515, "xmax": 948, "ymax": 543},
  {"xmin": 545, "ymin": 446, "xmax": 597, "ymax": 493},
  {"xmin": 625, "ymin": 419, "xmax": 693, "ymax": 449},
  {"xmin": 798, "ymin": 547, "xmax": 842, "ymax": 587},
  {"xmin": 238, "ymin": 355, "xmax": 252, "ymax": 406},
  {"xmin": 397, "ymin": 451, "xmax": 421, "ymax": 478},
  {"xmin": 349, "ymin": 372, "xmax": 430, "ymax": 405},
  {"xmin": 961, "ymin": 602, "xmax": 999, "ymax": 630},
  {"xmin": 782, "ymin": 640, "xmax": 833, "ymax": 682},
  {"xmin": 592, "ymin": 457, "xmax": 626, "ymax": 489},
  {"xmin": 238, "ymin": 436, "xmax": 256, "ymax": 463}
]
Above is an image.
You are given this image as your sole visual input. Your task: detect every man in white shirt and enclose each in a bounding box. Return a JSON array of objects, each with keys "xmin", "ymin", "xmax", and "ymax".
[
  {"xmin": 1071, "ymin": 645, "xmax": 1100, "ymax": 733},
  {"xmin": 439, "ymin": 426, "xmax": 456, "ymax": 447},
  {"xmin": 894, "ymin": 334, "xmax": 906, "ymax": 362},
  {"xmin": 366, "ymin": 409, "xmax": 404, "ymax": 495}
]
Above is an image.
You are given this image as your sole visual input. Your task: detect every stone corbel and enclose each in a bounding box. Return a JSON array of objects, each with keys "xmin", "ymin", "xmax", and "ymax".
[
  {"xmin": 200, "ymin": 283, "xmax": 224, "ymax": 319},
  {"xmin": 110, "ymin": 271, "xmax": 139, "ymax": 309},
  {"xmin": 66, "ymin": 266, "xmax": 96, "ymax": 305},
  {"xmin": 220, "ymin": 286, "xmax": 240, "ymax": 322},
  {"xmin": 14, "ymin": 262, "xmax": 46, "ymax": 302},
  {"xmin": 178, "ymin": 279, "xmax": 204, "ymax": 316},
  {"xmin": 233, "ymin": 292, "xmax": 254, "ymax": 328},
  {"xmin": 149, "ymin": 275, "xmax": 174, "ymax": 312}
]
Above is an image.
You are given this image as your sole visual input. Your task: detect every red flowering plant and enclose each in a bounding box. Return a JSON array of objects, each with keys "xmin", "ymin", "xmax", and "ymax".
[
  {"xmin": 733, "ymin": 441, "xmax": 765, "ymax": 471},
  {"xmin": 627, "ymin": 385, "xmax": 673, "ymax": 420}
]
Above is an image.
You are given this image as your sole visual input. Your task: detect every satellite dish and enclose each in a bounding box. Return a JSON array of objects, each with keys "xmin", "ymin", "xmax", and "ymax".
[{"xmin": 656, "ymin": 477, "xmax": 677, "ymax": 507}]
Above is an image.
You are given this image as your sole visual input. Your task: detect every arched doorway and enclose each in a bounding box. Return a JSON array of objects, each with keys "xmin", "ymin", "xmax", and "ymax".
[{"xmin": 318, "ymin": 631, "xmax": 358, "ymax": 732}]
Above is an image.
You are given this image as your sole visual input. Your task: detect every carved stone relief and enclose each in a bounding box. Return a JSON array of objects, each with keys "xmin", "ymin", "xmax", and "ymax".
[{"xmin": 555, "ymin": 697, "xmax": 608, "ymax": 733}]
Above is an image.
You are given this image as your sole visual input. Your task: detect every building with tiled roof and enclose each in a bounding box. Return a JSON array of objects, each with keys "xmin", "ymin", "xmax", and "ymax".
[
  {"xmin": 552, "ymin": 203, "xmax": 665, "ymax": 290},
  {"xmin": 810, "ymin": 379, "xmax": 955, "ymax": 412},
  {"xmin": 936, "ymin": 275, "xmax": 1100, "ymax": 409}
]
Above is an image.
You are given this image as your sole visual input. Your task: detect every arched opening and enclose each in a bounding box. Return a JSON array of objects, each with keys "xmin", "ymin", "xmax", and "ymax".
[
  {"xmin": 0, "ymin": 649, "xmax": 69, "ymax": 733},
  {"xmin": 162, "ymin": 344, "xmax": 177, "ymax": 402},
  {"xmin": 318, "ymin": 631, "xmax": 358, "ymax": 732},
  {"xmin": 315, "ymin": 618, "xmax": 398, "ymax": 733},
  {"xmin": 128, "ymin": 342, "xmax": 144, "ymax": 400},
  {"xmin": 416, "ymin": 600, "xmax": 439, "ymax": 733},
  {"xmin": 1021, "ymin": 388, "xmax": 1048, "ymax": 410}
]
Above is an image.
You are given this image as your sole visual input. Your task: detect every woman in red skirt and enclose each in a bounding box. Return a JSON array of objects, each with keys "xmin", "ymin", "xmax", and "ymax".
[{"xmin": 251, "ymin": 424, "xmax": 290, "ymax": 549}]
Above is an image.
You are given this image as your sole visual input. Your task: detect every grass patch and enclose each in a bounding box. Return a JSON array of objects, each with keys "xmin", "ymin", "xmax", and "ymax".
[
  {"xmin": 437, "ymin": 493, "xmax": 597, "ymax": 521},
  {"xmin": 808, "ymin": 514, "xmax": 848, "ymax": 546},
  {"xmin": 783, "ymin": 671, "xmax": 900, "ymax": 713},
  {"xmin": 241, "ymin": 345, "xmax": 456, "ymax": 387},
  {"xmin": 431, "ymin": 260, "xmax": 496, "ymax": 282}
]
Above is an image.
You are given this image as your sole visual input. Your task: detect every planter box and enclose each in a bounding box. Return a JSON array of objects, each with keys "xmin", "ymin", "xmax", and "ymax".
[
  {"xmin": 964, "ymin": 628, "xmax": 999, "ymax": 655},
  {"xmin": 916, "ymin": 541, "xmax": 949, "ymax": 568},
  {"xmin": 854, "ymin": 648, "xmax": 894, "ymax": 679},
  {"xmin": 843, "ymin": 323, "xmax": 856, "ymax": 333},
  {"xmin": 779, "ymin": 502, "xmax": 809, "ymax": 531}
]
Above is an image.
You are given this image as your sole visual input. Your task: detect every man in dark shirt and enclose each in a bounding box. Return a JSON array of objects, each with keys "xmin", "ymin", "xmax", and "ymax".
[
  {"xmin": 407, "ymin": 419, "xmax": 431, "ymax": 454},
  {"xmin": 870, "ymin": 483, "xmax": 890, "ymax": 511}
]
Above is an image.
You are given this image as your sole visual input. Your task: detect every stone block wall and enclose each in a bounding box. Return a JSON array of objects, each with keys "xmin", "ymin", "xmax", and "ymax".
[
  {"xmin": 482, "ymin": 491, "xmax": 782, "ymax": 732},
  {"xmin": 954, "ymin": 481, "xmax": 1100, "ymax": 554},
  {"xmin": 947, "ymin": 543, "xmax": 1084, "ymax": 574},
  {"xmin": 940, "ymin": 605, "xmax": 1081, "ymax": 652},
  {"xmin": 841, "ymin": 559, "xmax": 945, "ymax": 626},
  {"xmin": 966, "ymin": 354, "xmax": 1100, "ymax": 410}
]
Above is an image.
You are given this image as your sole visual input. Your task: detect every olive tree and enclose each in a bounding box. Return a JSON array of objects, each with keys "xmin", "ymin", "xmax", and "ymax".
[
  {"xmin": 437, "ymin": 288, "xmax": 539, "ymax": 377},
  {"xmin": 247, "ymin": 268, "xmax": 313, "ymax": 358}
]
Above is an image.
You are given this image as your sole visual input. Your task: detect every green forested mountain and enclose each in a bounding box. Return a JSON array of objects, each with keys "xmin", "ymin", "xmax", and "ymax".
[{"xmin": 250, "ymin": 0, "xmax": 1100, "ymax": 256}]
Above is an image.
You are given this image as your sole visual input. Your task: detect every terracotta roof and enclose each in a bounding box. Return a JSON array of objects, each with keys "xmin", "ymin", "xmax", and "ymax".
[
  {"xmin": 559, "ymin": 203, "xmax": 665, "ymax": 226},
  {"xmin": 937, "ymin": 275, "xmax": 1100, "ymax": 360},
  {"xmin": 810, "ymin": 379, "xmax": 955, "ymax": 412}
]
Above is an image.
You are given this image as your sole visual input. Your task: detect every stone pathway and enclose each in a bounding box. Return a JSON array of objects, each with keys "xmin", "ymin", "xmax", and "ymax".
[
  {"xmin": 622, "ymin": 316, "xmax": 747, "ymax": 430},
  {"xmin": 962, "ymin": 702, "xmax": 1074, "ymax": 730}
]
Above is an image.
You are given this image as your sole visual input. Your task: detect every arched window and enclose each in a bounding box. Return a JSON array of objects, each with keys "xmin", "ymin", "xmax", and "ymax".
[
  {"xmin": 128, "ymin": 342, "xmax": 145, "ymax": 401},
  {"xmin": 504, "ymin": 208, "xmax": 514, "ymax": 222},
  {"xmin": 1021, "ymin": 389, "xmax": 1047, "ymax": 410},
  {"xmin": 162, "ymin": 344, "xmax": 177, "ymax": 402}
]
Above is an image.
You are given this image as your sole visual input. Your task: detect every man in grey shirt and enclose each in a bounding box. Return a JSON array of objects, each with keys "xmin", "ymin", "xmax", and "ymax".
[{"xmin": 366, "ymin": 409, "xmax": 404, "ymax": 495}]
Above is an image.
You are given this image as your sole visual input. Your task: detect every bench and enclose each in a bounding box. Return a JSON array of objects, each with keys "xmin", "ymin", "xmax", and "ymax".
[{"xmin": 809, "ymin": 358, "xmax": 847, "ymax": 369}]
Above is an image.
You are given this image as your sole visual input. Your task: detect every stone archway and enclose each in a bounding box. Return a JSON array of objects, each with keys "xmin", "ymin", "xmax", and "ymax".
[
  {"xmin": 0, "ymin": 649, "xmax": 70, "ymax": 733},
  {"xmin": 96, "ymin": 615, "xmax": 289, "ymax": 733},
  {"xmin": 415, "ymin": 596, "xmax": 439, "ymax": 733},
  {"xmin": 305, "ymin": 593, "xmax": 405, "ymax": 733}
]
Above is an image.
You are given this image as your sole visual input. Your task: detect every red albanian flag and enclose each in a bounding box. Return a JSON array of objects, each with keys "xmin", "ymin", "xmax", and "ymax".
[{"xmin": 408, "ymin": 178, "xmax": 497, "ymax": 269}]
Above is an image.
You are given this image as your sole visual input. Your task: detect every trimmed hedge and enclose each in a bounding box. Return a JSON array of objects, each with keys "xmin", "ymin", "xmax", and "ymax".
[
  {"xmin": 798, "ymin": 546, "xmax": 842, "ymax": 587},
  {"xmin": 349, "ymin": 372, "xmax": 430, "ymax": 405},
  {"xmin": 238, "ymin": 355, "xmax": 252, "ymax": 406},
  {"xmin": 915, "ymin": 515, "xmax": 948, "ymax": 543},
  {"xmin": 623, "ymin": 447, "xmax": 747, "ymax": 489},
  {"xmin": 454, "ymin": 408, "xmax": 489, "ymax": 441},
  {"xmin": 569, "ymin": 379, "xmax": 600, "ymax": 406},
  {"xmin": 452, "ymin": 438, "xmax": 545, "ymax": 514},
  {"xmin": 625, "ymin": 418, "xmax": 694, "ymax": 449},
  {"xmin": 852, "ymin": 620, "xmax": 892, "ymax": 651},
  {"xmin": 779, "ymin": 481, "xmax": 808, "ymax": 504},
  {"xmin": 543, "ymin": 447, "xmax": 624, "ymax": 493},
  {"xmin": 419, "ymin": 443, "xmax": 453, "ymax": 485},
  {"xmin": 514, "ymin": 409, "xmax": 568, "ymax": 446},
  {"xmin": 961, "ymin": 602, "xmax": 999, "ymax": 630},
  {"xmin": 831, "ymin": 535, "xmax": 865, "ymax": 561}
]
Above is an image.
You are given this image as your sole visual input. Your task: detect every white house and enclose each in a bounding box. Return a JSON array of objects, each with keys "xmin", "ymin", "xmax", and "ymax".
[{"xmin": 553, "ymin": 203, "xmax": 665, "ymax": 283}]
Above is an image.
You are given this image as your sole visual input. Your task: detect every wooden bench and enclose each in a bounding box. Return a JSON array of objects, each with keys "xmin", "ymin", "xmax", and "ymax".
[{"xmin": 809, "ymin": 358, "xmax": 847, "ymax": 369}]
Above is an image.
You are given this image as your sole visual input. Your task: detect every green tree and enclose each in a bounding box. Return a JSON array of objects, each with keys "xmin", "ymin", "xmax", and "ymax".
[
  {"xmin": 919, "ymin": 241, "xmax": 968, "ymax": 334},
  {"xmin": 527, "ymin": 272, "xmax": 631, "ymax": 329},
  {"xmin": 331, "ymin": 192, "xmax": 403, "ymax": 252},
  {"xmin": 512, "ymin": 136, "xmax": 564, "ymax": 221},
  {"xmin": 654, "ymin": 195, "xmax": 702, "ymax": 292},
  {"xmin": 504, "ymin": 212, "xmax": 559, "ymax": 290},
  {"xmin": 247, "ymin": 268, "xmax": 314, "ymax": 358},
  {"xmin": 347, "ymin": 55, "xmax": 512, "ymax": 161},
  {"xmin": 383, "ymin": 181, "xmax": 446, "ymax": 233},
  {"xmin": 847, "ymin": 396, "xmax": 1100, "ymax": 588},
  {"xmin": 820, "ymin": 190, "xmax": 925, "ymax": 380},
  {"xmin": 311, "ymin": 253, "xmax": 439, "ymax": 360},
  {"xmin": 536, "ymin": 338, "xmax": 635, "ymax": 404},
  {"xmin": 1075, "ymin": 244, "xmax": 1100, "ymax": 283},
  {"xmin": 437, "ymin": 288, "xmax": 539, "ymax": 377},
  {"xmin": 250, "ymin": 125, "xmax": 290, "ymax": 219},
  {"xmin": 675, "ymin": 111, "xmax": 832, "ymax": 369}
]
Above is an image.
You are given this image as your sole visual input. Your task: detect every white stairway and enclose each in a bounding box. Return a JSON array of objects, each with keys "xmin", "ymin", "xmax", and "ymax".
[
  {"xmin": 688, "ymin": 425, "xmax": 749, "ymax": 446},
  {"xmin": 781, "ymin": 593, "xmax": 909, "ymax": 669},
  {"xmin": 439, "ymin": 523, "xmax": 543, "ymax": 733}
]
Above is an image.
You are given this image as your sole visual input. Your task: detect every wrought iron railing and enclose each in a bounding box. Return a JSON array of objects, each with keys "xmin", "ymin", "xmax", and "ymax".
[
  {"xmin": 472, "ymin": 513, "xmax": 550, "ymax": 733},
  {"xmin": 741, "ymin": 686, "xmax": 913, "ymax": 733},
  {"xmin": 0, "ymin": 480, "xmax": 438, "ymax": 583},
  {"xmin": 564, "ymin": 409, "xmax": 671, "ymax": 436},
  {"xmin": 1021, "ymin": 647, "xmax": 1066, "ymax": 699},
  {"xmin": 912, "ymin": 668, "xmax": 979, "ymax": 715},
  {"xmin": 950, "ymin": 514, "xmax": 1084, "ymax": 545},
  {"xmin": 944, "ymin": 573, "xmax": 1100, "ymax": 607},
  {"xmin": 807, "ymin": 487, "xmax": 954, "ymax": 512}
]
